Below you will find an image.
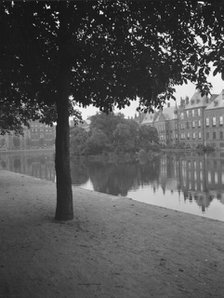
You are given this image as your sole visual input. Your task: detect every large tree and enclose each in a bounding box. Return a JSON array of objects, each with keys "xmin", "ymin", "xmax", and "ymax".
[{"xmin": 1, "ymin": 1, "xmax": 221, "ymax": 220}]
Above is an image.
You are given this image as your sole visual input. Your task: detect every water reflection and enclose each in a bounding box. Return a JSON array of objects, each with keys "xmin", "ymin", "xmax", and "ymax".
[
  {"xmin": 1, "ymin": 150, "xmax": 224, "ymax": 220},
  {"xmin": 71, "ymin": 156, "xmax": 160, "ymax": 197},
  {"xmin": 0, "ymin": 151, "xmax": 55, "ymax": 181}
]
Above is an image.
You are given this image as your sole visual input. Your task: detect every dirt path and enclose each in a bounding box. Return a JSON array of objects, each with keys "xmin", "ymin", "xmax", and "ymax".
[{"xmin": 0, "ymin": 170, "xmax": 224, "ymax": 298}]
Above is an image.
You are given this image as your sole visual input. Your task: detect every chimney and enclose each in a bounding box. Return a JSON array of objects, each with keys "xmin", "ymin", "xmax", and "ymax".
[
  {"xmin": 185, "ymin": 96, "xmax": 189, "ymax": 105},
  {"xmin": 180, "ymin": 97, "xmax": 185, "ymax": 107}
]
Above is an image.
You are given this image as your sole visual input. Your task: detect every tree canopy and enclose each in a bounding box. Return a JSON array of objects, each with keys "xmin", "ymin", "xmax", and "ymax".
[
  {"xmin": 2, "ymin": 1, "xmax": 221, "ymax": 115},
  {"xmin": 1, "ymin": 0, "xmax": 224, "ymax": 220},
  {"xmin": 70, "ymin": 112, "xmax": 159, "ymax": 155}
]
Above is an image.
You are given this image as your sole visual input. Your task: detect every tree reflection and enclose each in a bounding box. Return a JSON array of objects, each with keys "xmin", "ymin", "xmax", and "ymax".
[
  {"xmin": 1, "ymin": 150, "xmax": 224, "ymax": 215},
  {"xmin": 70, "ymin": 158, "xmax": 89, "ymax": 185},
  {"xmin": 85, "ymin": 157, "xmax": 160, "ymax": 196},
  {"xmin": 14, "ymin": 158, "xmax": 21, "ymax": 171}
]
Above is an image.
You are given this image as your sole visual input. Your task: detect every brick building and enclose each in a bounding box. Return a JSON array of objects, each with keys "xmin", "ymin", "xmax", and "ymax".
[
  {"xmin": 28, "ymin": 120, "xmax": 55, "ymax": 148},
  {"xmin": 180, "ymin": 90, "xmax": 210, "ymax": 147},
  {"xmin": 204, "ymin": 90, "xmax": 224, "ymax": 150},
  {"xmin": 0, "ymin": 120, "xmax": 55, "ymax": 151},
  {"xmin": 153, "ymin": 106, "xmax": 179, "ymax": 146},
  {"xmin": 141, "ymin": 89, "xmax": 224, "ymax": 150}
]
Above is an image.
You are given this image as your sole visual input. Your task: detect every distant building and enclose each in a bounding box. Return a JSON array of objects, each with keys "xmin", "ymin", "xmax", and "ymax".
[
  {"xmin": 0, "ymin": 120, "xmax": 55, "ymax": 151},
  {"xmin": 28, "ymin": 120, "xmax": 55, "ymax": 149},
  {"xmin": 180, "ymin": 90, "xmax": 210, "ymax": 147},
  {"xmin": 140, "ymin": 112, "xmax": 156, "ymax": 126},
  {"xmin": 141, "ymin": 104, "xmax": 178, "ymax": 146},
  {"xmin": 141, "ymin": 89, "xmax": 224, "ymax": 150},
  {"xmin": 204, "ymin": 90, "xmax": 224, "ymax": 150}
]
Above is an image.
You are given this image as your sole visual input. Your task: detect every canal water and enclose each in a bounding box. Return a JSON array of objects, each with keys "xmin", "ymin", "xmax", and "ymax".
[{"xmin": 0, "ymin": 150, "xmax": 224, "ymax": 221}]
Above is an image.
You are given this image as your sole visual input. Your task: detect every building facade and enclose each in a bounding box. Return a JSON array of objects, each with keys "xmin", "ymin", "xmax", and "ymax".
[
  {"xmin": 0, "ymin": 120, "xmax": 55, "ymax": 151},
  {"xmin": 204, "ymin": 91, "xmax": 224, "ymax": 150},
  {"xmin": 179, "ymin": 91, "xmax": 210, "ymax": 147},
  {"xmin": 154, "ymin": 106, "xmax": 179, "ymax": 146},
  {"xmin": 141, "ymin": 89, "xmax": 224, "ymax": 150}
]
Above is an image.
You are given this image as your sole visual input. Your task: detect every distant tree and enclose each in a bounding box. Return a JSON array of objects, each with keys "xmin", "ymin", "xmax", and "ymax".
[
  {"xmin": 90, "ymin": 112, "xmax": 126, "ymax": 144},
  {"xmin": 113, "ymin": 120, "xmax": 139, "ymax": 153},
  {"xmin": 0, "ymin": 138, "xmax": 6, "ymax": 147},
  {"xmin": 2, "ymin": 1, "xmax": 223, "ymax": 220},
  {"xmin": 70, "ymin": 127, "xmax": 89, "ymax": 156},
  {"xmin": 139, "ymin": 125, "xmax": 159, "ymax": 150},
  {"xmin": 85, "ymin": 129, "xmax": 111, "ymax": 155},
  {"xmin": 13, "ymin": 136, "xmax": 20, "ymax": 148}
]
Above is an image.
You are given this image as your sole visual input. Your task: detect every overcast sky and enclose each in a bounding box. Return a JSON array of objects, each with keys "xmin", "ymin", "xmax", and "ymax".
[{"xmin": 78, "ymin": 72, "xmax": 224, "ymax": 120}]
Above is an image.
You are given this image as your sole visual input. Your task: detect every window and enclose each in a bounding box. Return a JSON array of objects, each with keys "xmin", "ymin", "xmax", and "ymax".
[
  {"xmin": 193, "ymin": 132, "xmax": 196, "ymax": 139},
  {"xmin": 198, "ymin": 108, "xmax": 201, "ymax": 116},
  {"xmin": 181, "ymin": 112, "xmax": 184, "ymax": 120},
  {"xmin": 220, "ymin": 116, "xmax": 223, "ymax": 126},
  {"xmin": 212, "ymin": 117, "xmax": 216, "ymax": 126},
  {"xmin": 186, "ymin": 122, "xmax": 189, "ymax": 129},
  {"xmin": 206, "ymin": 132, "xmax": 209, "ymax": 140},
  {"xmin": 187, "ymin": 133, "xmax": 190, "ymax": 139},
  {"xmin": 208, "ymin": 172, "xmax": 211, "ymax": 183},
  {"xmin": 192, "ymin": 109, "xmax": 195, "ymax": 117},
  {"xmin": 215, "ymin": 172, "xmax": 218, "ymax": 184},
  {"xmin": 213, "ymin": 132, "xmax": 216, "ymax": 140},
  {"xmin": 198, "ymin": 120, "xmax": 201, "ymax": 127},
  {"xmin": 199, "ymin": 132, "xmax": 202, "ymax": 139},
  {"xmin": 220, "ymin": 131, "xmax": 223, "ymax": 140},
  {"xmin": 192, "ymin": 121, "xmax": 195, "ymax": 128},
  {"xmin": 186, "ymin": 110, "xmax": 189, "ymax": 117},
  {"xmin": 194, "ymin": 171, "xmax": 197, "ymax": 180},
  {"xmin": 206, "ymin": 118, "xmax": 209, "ymax": 127}
]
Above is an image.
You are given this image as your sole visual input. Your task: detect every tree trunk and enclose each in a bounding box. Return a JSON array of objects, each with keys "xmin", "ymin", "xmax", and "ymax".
[{"xmin": 55, "ymin": 95, "xmax": 73, "ymax": 220}]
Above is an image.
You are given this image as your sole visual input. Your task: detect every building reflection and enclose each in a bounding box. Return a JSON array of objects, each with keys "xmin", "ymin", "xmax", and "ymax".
[
  {"xmin": 160, "ymin": 152, "xmax": 224, "ymax": 212},
  {"xmin": 0, "ymin": 151, "xmax": 55, "ymax": 182},
  {"xmin": 1, "ymin": 150, "xmax": 224, "ymax": 214}
]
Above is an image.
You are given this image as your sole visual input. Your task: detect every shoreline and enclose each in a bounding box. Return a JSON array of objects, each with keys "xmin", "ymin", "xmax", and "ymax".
[
  {"xmin": 1, "ymin": 169, "xmax": 224, "ymax": 297},
  {"xmin": 0, "ymin": 148, "xmax": 54, "ymax": 154}
]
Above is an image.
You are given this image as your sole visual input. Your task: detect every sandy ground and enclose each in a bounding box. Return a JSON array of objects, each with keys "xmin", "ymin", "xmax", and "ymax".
[{"xmin": 0, "ymin": 170, "xmax": 224, "ymax": 298}]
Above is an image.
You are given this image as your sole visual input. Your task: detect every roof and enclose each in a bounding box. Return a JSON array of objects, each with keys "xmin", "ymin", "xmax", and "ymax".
[
  {"xmin": 141, "ymin": 112, "xmax": 156, "ymax": 125},
  {"xmin": 160, "ymin": 107, "xmax": 178, "ymax": 121},
  {"xmin": 185, "ymin": 90, "xmax": 209, "ymax": 109},
  {"xmin": 205, "ymin": 90, "xmax": 224, "ymax": 110}
]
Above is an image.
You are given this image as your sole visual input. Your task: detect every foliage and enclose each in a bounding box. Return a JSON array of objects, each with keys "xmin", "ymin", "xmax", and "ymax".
[
  {"xmin": 70, "ymin": 127, "xmax": 89, "ymax": 156},
  {"xmin": 139, "ymin": 125, "xmax": 159, "ymax": 150},
  {"xmin": 85, "ymin": 128, "xmax": 111, "ymax": 155},
  {"xmin": 70, "ymin": 112, "xmax": 159, "ymax": 155},
  {"xmin": 90, "ymin": 112, "xmax": 126, "ymax": 143},
  {"xmin": 196, "ymin": 144, "xmax": 215, "ymax": 153},
  {"xmin": 1, "ymin": 1, "xmax": 219, "ymax": 120},
  {"xmin": 113, "ymin": 120, "xmax": 138, "ymax": 153}
]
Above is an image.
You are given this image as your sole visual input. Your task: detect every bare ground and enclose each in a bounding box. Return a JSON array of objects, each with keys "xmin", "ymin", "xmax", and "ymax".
[{"xmin": 0, "ymin": 170, "xmax": 224, "ymax": 298}]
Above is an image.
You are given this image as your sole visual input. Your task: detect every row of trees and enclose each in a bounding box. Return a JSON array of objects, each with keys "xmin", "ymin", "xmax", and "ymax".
[{"xmin": 70, "ymin": 113, "xmax": 159, "ymax": 155}]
